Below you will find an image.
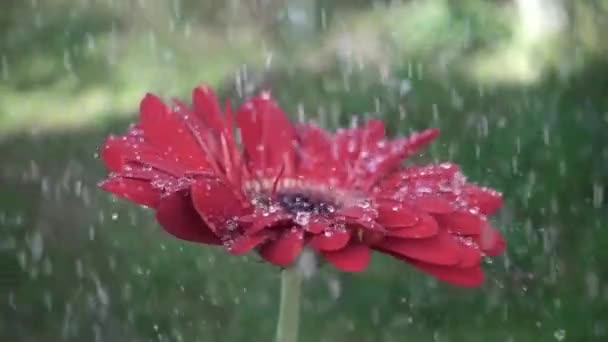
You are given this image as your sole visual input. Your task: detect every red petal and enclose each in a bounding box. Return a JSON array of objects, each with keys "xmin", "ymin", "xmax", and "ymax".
[
  {"xmin": 258, "ymin": 228, "xmax": 304, "ymax": 266},
  {"xmin": 399, "ymin": 128, "xmax": 440, "ymax": 159},
  {"xmin": 457, "ymin": 240, "xmax": 483, "ymax": 267},
  {"xmin": 192, "ymin": 85, "xmax": 225, "ymax": 132},
  {"xmin": 336, "ymin": 206, "xmax": 369, "ymax": 219},
  {"xmin": 412, "ymin": 196, "xmax": 454, "ymax": 214},
  {"xmin": 139, "ymin": 94, "xmax": 207, "ymax": 169},
  {"xmin": 305, "ymin": 219, "xmax": 329, "ymax": 234},
  {"xmin": 323, "ymin": 243, "xmax": 371, "ymax": 272},
  {"xmin": 120, "ymin": 165, "xmax": 165, "ymax": 181},
  {"xmin": 441, "ymin": 210, "xmax": 486, "ymax": 235},
  {"xmin": 478, "ymin": 226, "xmax": 505, "ymax": 256},
  {"xmin": 309, "ymin": 229, "xmax": 351, "ymax": 251},
  {"xmin": 376, "ymin": 230, "xmax": 461, "ymax": 266},
  {"xmin": 409, "ymin": 261, "xmax": 484, "ymax": 287},
  {"xmin": 360, "ymin": 230, "xmax": 385, "ymax": 245},
  {"xmin": 334, "ymin": 127, "xmax": 362, "ymax": 162},
  {"xmin": 356, "ymin": 129, "xmax": 440, "ymax": 189},
  {"xmin": 191, "ymin": 178, "xmax": 247, "ymax": 234},
  {"xmin": 156, "ymin": 191, "xmax": 221, "ymax": 244},
  {"xmin": 361, "ymin": 119, "xmax": 386, "ymax": 151},
  {"xmin": 387, "ymin": 214, "xmax": 439, "ymax": 239},
  {"xmin": 244, "ymin": 213, "xmax": 289, "ymax": 235},
  {"xmin": 463, "ymin": 185, "xmax": 503, "ymax": 215},
  {"xmin": 236, "ymin": 93, "xmax": 297, "ymax": 175},
  {"xmin": 376, "ymin": 203, "xmax": 419, "ymax": 228},
  {"xmin": 228, "ymin": 232, "xmax": 271, "ymax": 255},
  {"xmin": 297, "ymin": 124, "xmax": 333, "ymax": 160},
  {"xmin": 100, "ymin": 135, "xmax": 126, "ymax": 171},
  {"xmin": 100, "ymin": 135, "xmax": 187, "ymax": 176},
  {"xmin": 99, "ymin": 177, "xmax": 160, "ymax": 208}
]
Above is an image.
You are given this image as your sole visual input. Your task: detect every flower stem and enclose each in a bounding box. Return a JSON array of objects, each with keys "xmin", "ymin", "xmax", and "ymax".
[{"xmin": 275, "ymin": 266, "xmax": 302, "ymax": 342}]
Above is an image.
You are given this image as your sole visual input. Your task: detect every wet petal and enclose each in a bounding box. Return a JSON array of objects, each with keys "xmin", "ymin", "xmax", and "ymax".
[
  {"xmin": 358, "ymin": 128, "xmax": 440, "ymax": 189},
  {"xmin": 99, "ymin": 177, "xmax": 160, "ymax": 208},
  {"xmin": 387, "ymin": 214, "xmax": 439, "ymax": 239},
  {"xmin": 305, "ymin": 219, "xmax": 329, "ymax": 234},
  {"xmin": 360, "ymin": 230, "xmax": 385, "ymax": 245},
  {"xmin": 336, "ymin": 205, "xmax": 373, "ymax": 219},
  {"xmin": 412, "ymin": 195, "xmax": 454, "ymax": 214},
  {"xmin": 228, "ymin": 232, "xmax": 272, "ymax": 255},
  {"xmin": 334, "ymin": 127, "xmax": 362, "ymax": 162},
  {"xmin": 156, "ymin": 191, "xmax": 221, "ymax": 244},
  {"xmin": 192, "ymin": 85, "xmax": 225, "ymax": 132},
  {"xmin": 463, "ymin": 185, "xmax": 503, "ymax": 215},
  {"xmin": 236, "ymin": 93, "xmax": 297, "ymax": 175},
  {"xmin": 139, "ymin": 94, "xmax": 207, "ymax": 168},
  {"xmin": 458, "ymin": 237, "xmax": 482, "ymax": 268},
  {"xmin": 376, "ymin": 202, "xmax": 419, "ymax": 228},
  {"xmin": 100, "ymin": 135, "xmax": 186, "ymax": 176},
  {"xmin": 244, "ymin": 213, "xmax": 289, "ymax": 235},
  {"xmin": 258, "ymin": 228, "xmax": 304, "ymax": 266},
  {"xmin": 376, "ymin": 230, "xmax": 461, "ymax": 266},
  {"xmin": 323, "ymin": 243, "xmax": 371, "ymax": 272},
  {"xmin": 478, "ymin": 226, "xmax": 505, "ymax": 256},
  {"xmin": 440, "ymin": 210, "xmax": 486, "ymax": 235},
  {"xmin": 296, "ymin": 124, "xmax": 345, "ymax": 181},
  {"xmin": 361, "ymin": 119, "xmax": 386, "ymax": 151},
  {"xmin": 191, "ymin": 178, "xmax": 247, "ymax": 234},
  {"xmin": 309, "ymin": 229, "xmax": 351, "ymax": 251}
]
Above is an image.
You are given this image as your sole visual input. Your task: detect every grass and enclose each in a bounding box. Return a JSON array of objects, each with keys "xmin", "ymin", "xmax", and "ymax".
[{"xmin": 1, "ymin": 0, "xmax": 608, "ymax": 341}]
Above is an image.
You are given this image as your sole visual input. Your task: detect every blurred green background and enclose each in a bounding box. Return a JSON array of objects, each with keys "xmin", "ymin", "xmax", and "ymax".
[{"xmin": 1, "ymin": 0, "xmax": 607, "ymax": 341}]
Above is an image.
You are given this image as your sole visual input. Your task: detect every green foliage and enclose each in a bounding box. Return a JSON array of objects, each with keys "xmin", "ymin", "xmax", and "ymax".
[{"xmin": 1, "ymin": 0, "xmax": 608, "ymax": 341}]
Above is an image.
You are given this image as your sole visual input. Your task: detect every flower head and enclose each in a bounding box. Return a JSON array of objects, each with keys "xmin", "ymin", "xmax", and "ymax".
[{"xmin": 100, "ymin": 85, "xmax": 505, "ymax": 287}]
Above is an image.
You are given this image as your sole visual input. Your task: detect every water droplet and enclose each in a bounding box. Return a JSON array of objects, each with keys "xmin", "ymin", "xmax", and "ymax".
[
  {"xmin": 553, "ymin": 329, "xmax": 566, "ymax": 341},
  {"xmin": 295, "ymin": 212, "xmax": 311, "ymax": 226},
  {"xmin": 30, "ymin": 231, "xmax": 44, "ymax": 262}
]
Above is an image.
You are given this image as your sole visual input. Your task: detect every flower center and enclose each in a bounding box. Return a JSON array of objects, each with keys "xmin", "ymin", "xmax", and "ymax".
[{"xmin": 275, "ymin": 191, "xmax": 336, "ymax": 216}]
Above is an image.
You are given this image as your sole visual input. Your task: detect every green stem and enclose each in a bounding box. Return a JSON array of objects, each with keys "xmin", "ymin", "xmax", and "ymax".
[{"xmin": 275, "ymin": 266, "xmax": 302, "ymax": 342}]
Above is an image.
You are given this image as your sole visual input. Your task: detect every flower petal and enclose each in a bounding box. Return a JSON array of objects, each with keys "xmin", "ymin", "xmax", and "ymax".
[
  {"xmin": 296, "ymin": 124, "xmax": 346, "ymax": 182},
  {"xmin": 323, "ymin": 243, "xmax": 371, "ymax": 272},
  {"xmin": 236, "ymin": 93, "xmax": 297, "ymax": 175},
  {"xmin": 305, "ymin": 219, "xmax": 329, "ymax": 234},
  {"xmin": 258, "ymin": 228, "xmax": 304, "ymax": 266},
  {"xmin": 357, "ymin": 129, "xmax": 440, "ymax": 189},
  {"xmin": 478, "ymin": 226, "xmax": 505, "ymax": 256},
  {"xmin": 440, "ymin": 210, "xmax": 486, "ymax": 235},
  {"xmin": 100, "ymin": 135, "xmax": 187, "ymax": 176},
  {"xmin": 376, "ymin": 230, "xmax": 461, "ymax": 266},
  {"xmin": 376, "ymin": 202, "xmax": 419, "ymax": 228},
  {"xmin": 99, "ymin": 176, "xmax": 160, "ymax": 208},
  {"xmin": 139, "ymin": 94, "xmax": 207, "ymax": 169},
  {"xmin": 360, "ymin": 230, "xmax": 385, "ymax": 245},
  {"xmin": 309, "ymin": 229, "xmax": 351, "ymax": 251},
  {"xmin": 243, "ymin": 213, "xmax": 289, "ymax": 235},
  {"xmin": 156, "ymin": 191, "xmax": 221, "ymax": 244},
  {"xmin": 463, "ymin": 185, "xmax": 503, "ymax": 215},
  {"xmin": 192, "ymin": 84, "xmax": 225, "ymax": 132},
  {"xmin": 412, "ymin": 195, "xmax": 454, "ymax": 214},
  {"xmin": 453, "ymin": 236, "xmax": 484, "ymax": 267},
  {"xmin": 387, "ymin": 214, "xmax": 439, "ymax": 239},
  {"xmin": 361, "ymin": 119, "xmax": 386, "ymax": 151},
  {"xmin": 228, "ymin": 232, "xmax": 272, "ymax": 255},
  {"xmin": 191, "ymin": 178, "xmax": 247, "ymax": 234}
]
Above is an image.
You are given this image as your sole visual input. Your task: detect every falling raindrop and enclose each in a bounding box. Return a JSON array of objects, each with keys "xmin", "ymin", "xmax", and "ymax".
[{"xmin": 553, "ymin": 329, "xmax": 566, "ymax": 341}]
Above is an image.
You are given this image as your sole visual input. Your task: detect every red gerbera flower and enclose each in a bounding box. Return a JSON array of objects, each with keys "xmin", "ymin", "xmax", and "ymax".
[{"xmin": 99, "ymin": 84, "xmax": 505, "ymax": 287}]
